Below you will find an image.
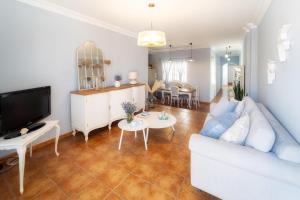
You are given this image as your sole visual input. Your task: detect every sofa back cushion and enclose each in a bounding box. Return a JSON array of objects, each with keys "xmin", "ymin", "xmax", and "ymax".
[
  {"xmin": 234, "ymin": 100, "xmax": 245, "ymax": 118},
  {"xmin": 258, "ymin": 104, "xmax": 300, "ymax": 164},
  {"xmin": 243, "ymin": 96, "xmax": 258, "ymax": 114},
  {"xmin": 245, "ymin": 109, "xmax": 276, "ymax": 152},
  {"xmin": 210, "ymin": 97, "xmax": 237, "ymax": 117}
]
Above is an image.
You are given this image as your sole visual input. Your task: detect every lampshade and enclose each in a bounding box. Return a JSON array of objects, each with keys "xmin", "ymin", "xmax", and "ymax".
[
  {"xmin": 137, "ymin": 31, "xmax": 166, "ymax": 47},
  {"xmin": 128, "ymin": 71, "xmax": 138, "ymax": 79}
]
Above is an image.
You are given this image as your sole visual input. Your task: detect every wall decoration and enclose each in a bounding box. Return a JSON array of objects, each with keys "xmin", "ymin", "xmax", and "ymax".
[
  {"xmin": 266, "ymin": 24, "xmax": 291, "ymax": 85},
  {"xmin": 267, "ymin": 60, "xmax": 276, "ymax": 85},
  {"xmin": 277, "ymin": 24, "xmax": 292, "ymax": 62},
  {"xmin": 76, "ymin": 41, "xmax": 110, "ymax": 90}
]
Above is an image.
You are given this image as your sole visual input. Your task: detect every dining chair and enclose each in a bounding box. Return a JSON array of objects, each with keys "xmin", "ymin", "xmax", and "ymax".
[
  {"xmin": 180, "ymin": 83, "xmax": 194, "ymax": 108},
  {"xmin": 191, "ymin": 87, "xmax": 201, "ymax": 109},
  {"xmin": 170, "ymin": 86, "xmax": 180, "ymax": 107},
  {"xmin": 162, "ymin": 90, "xmax": 171, "ymax": 105}
]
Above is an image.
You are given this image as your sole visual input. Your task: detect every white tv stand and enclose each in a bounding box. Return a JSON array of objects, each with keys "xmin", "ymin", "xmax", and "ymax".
[{"xmin": 0, "ymin": 120, "xmax": 60, "ymax": 194}]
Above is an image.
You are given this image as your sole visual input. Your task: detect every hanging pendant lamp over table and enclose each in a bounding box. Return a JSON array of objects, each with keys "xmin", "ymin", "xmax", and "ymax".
[
  {"xmin": 187, "ymin": 42, "xmax": 195, "ymax": 62},
  {"xmin": 168, "ymin": 44, "xmax": 172, "ymax": 62},
  {"xmin": 137, "ymin": 2, "xmax": 166, "ymax": 48}
]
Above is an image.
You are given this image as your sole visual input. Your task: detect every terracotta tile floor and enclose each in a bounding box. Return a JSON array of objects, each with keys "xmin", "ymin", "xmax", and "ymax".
[{"xmin": 0, "ymin": 104, "xmax": 219, "ymax": 200}]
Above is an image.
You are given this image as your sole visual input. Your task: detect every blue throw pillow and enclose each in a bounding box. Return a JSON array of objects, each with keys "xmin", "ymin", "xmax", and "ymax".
[{"xmin": 200, "ymin": 113, "xmax": 237, "ymax": 139}]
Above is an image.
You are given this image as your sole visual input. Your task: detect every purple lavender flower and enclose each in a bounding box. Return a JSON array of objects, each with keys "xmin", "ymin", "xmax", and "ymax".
[
  {"xmin": 121, "ymin": 102, "xmax": 136, "ymax": 114},
  {"xmin": 115, "ymin": 75, "xmax": 122, "ymax": 81}
]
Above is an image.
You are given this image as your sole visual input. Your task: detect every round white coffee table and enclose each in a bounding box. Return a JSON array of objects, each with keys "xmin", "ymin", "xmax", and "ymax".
[
  {"xmin": 118, "ymin": 119, "xmax": 149, "ymax": 150},
  {"xmin": 137, "ymin": 112, "xmax": 177, "ymax": 142}
]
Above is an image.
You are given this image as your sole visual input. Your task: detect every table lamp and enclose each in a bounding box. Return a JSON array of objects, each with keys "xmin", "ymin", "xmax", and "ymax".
[{"xmin": 128, "ymin": 72, "xmax": 138, "ymax": 84}]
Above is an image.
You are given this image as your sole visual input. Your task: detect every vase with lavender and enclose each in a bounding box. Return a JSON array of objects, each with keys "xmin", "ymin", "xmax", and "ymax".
[
  {"xmin": 122, "ymin": 102, "xmax": 136, "ymax": 123},
  {"xmin": 114, "ymin": 75, "xmax": 122, "ymax": 87}
]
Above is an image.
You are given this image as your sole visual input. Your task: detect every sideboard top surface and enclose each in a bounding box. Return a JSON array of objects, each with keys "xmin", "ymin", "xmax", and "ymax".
[{"xmin": 71, "ymin": 83, "xmax": 145, "ymax": 96}]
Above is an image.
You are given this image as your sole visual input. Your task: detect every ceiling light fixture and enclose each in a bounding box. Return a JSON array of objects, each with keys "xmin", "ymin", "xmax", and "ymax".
[
  {"xmin": 168, "ymin": 44, "xmax": 172, "ymax": 63},
  {"xmin": 137, "ymin": 2, "xmax": 166, "ymax": 48},
  {"xmin": 225, "ymin": 45, "xmax": 231, "ymax": 62},
  {"xmin": 187, "ymin": 42, "xmax": 195, "ymax": 62}
]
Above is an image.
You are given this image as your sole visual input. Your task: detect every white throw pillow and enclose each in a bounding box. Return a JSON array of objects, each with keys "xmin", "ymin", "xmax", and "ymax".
[
  {"xmin": 245, "ymin": 110, "xmax": 275, "ymax": 152},
  {"xmin": 220, "ymin": 113, "xmax": 250, "ymax": 145},
  {"xmin": 210, "ymin": 97, "xmax": 237, "ymax": 117},
  {"xmin": 234, "ymin": 100, "xmax": 245, "ymax": 118}
]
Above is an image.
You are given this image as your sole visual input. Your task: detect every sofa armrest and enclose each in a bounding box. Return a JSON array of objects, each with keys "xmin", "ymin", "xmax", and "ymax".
[
  {"xmin": 189, "ymin": 134, "xmax": 300, "ymax": 187},
  {"xmin": 189, "ymin": 133, "xmax": 244, "ymax": 155}
]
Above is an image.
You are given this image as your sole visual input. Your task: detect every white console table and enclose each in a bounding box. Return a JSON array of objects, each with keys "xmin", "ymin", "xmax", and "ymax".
[
  {"xmin": 71, "ymin": 84, "xmax": 145, "ymax": 142},
  {"xmin": 0, "ymin": 120, "xmax": 60, "ymax": 194}
]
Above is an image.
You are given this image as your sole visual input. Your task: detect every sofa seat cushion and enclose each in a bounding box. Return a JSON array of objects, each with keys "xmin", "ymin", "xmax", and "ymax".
[
  {"xmin": 245, "ymin": 109, "xmax": 276, "ymax": 152},
  {"xmin": 201, "ymin": 113, "xmax": 237, "ymax": 139},
  {"xmin": 258, "ymin": 104, "xmax": 300, "ymax": 164},
  {"xmin": 189, "ymin": 134, "xmax": 300, "ymax": 188}
]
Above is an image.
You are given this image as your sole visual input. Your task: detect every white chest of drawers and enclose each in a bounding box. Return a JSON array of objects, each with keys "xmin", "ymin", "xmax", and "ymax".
[{"xmin": 71, "ymin": 84, "xmax": 145, "ymax": 142}]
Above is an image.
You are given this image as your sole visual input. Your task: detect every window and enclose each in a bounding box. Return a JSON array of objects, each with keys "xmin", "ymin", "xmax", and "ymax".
[{"xmin": 162, "ymin": 60, "xmax": 187, "ymax": 82}]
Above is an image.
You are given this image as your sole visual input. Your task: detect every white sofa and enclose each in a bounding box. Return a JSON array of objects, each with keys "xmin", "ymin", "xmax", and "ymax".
[{"xmin": 189, "ymin": 97, "xmax": 300, "ymax": 200}]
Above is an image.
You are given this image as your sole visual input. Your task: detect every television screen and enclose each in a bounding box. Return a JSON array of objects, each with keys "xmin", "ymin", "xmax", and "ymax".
[{"xmin": 0, "ymin": 86, "xmax": 51, "ymax": 136}]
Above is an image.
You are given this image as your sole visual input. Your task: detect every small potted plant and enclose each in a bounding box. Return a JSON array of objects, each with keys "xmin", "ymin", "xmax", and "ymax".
[
  {"xmin": 121, "ymin": 102, "xmax": 136, "ymax": 123},
  {"xmin": 233, "ymin": 80, "xmax": 244, "ymax": 101},
  {"xmin": 114, "ymin": 75, "xmax": 122, "ymax": 87}
]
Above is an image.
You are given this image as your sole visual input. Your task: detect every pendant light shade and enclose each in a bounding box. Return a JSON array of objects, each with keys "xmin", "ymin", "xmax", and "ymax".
[
  {"xmin": 137, "ymin": 30, "xmax": 166, "ymax": 47},
  {"xmin": 137, "ymin": 2, "xmax": 166, "ymax": 48}
]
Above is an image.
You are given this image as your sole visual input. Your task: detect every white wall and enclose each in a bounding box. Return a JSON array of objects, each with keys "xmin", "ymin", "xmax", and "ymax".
[
  {"xmin": 0, "ymin": 1, "xmax": 148, "ymax": 156},
  {"xmin": 149, "ymin": 48, "xmax": 211, "ymax": 102},
  {"xmin": 210, "ymin": 50, "xmax": 217, "ymax": 101},
  {"xmin": 257, "ymin": 0, "xmax": 300, "ymax": 142},
  {"xmin": 244, "ymin": 28, "xmax": 258, "ymax": 99},
  {"xmin": 215, "ymin": 55, "xmax": 222, "ymax": 93}
]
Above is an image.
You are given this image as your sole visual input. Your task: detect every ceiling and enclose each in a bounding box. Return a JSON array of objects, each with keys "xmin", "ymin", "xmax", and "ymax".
[{"xmin": 23, "ymin": 0, "xmax": 272, "ymax": 49}]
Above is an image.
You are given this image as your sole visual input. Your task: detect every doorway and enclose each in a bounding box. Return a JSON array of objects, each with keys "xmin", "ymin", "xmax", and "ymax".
[{"xmin": 222, "ymin": 63, "xmax": 228, "ymax": 86}]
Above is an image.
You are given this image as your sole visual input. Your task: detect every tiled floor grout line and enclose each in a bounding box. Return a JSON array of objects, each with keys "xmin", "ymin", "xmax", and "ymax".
[
  {"xmin": 176, "ymin": 176, "xmax": 186, "ymax": 200},
  {"xmin": 109, "ymin": 172, "xmax": 174, "ymax": 200},
  {"xmin": 107, "ymin": 172, "xmax": 131, "ymax": 199},
  {"xmin": 2, "ymin": 173, "xmax": 17, "ymax": 200},
  {"xmin": 129, "ymin": 172, "xmax": 179, "ymax": 199},
  {"xmin": 102, "ymin": 189, "xmax": 114, "ymax": 200},
  {"xmin": 37, "ymin": 160, "xmax": 74, "ymax": 199}
]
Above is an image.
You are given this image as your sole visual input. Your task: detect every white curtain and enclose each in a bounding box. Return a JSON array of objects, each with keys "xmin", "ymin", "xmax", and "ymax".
[{"xmin": 162, "ymin": 60, "xmax": 187, "ymax": 83}]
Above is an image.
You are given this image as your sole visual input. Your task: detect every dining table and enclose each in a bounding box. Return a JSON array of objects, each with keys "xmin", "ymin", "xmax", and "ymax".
[{"xmin": 159, "ymin": 87, "xmax": 195, "ymax": 108}]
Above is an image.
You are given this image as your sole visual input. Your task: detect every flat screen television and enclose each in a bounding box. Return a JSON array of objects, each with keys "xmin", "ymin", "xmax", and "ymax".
[{"xmin": 0, "ymin": 86, "xmax": 51, "ymax": 137}]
